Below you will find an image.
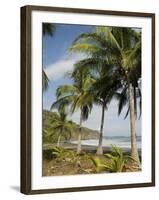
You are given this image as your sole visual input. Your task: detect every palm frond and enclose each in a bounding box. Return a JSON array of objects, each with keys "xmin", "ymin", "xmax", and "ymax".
[
  {"xmin": 43, "ymin": 23, "xmax": 55, "ymax": 37},
  {"xmin": 103, "ymin": 27, "xmax": 121, "ymax": 52},
  {"xmin": 124, "ymin": 107, "xmax": 130, "ymax": 119},
  {"xmin": 122, "ymin": 41, "xmax": 141, "ymax": 70},
  {"xmin": 50, "ymin": 95, "xmax": 74, "ymax": 111},
  {"xmin": 116, "ymin": 87, "xmax": 128, "ymax": 116},
  {"xmin": 56, "ymin": 85, "xmax": 77, "ymax": 99},
  {"xmin": 42, "ymin": 70, "xmax": 49, "ymax": 91},
  {"xmin": 69, "ymin": 43, "xmax": 104, "ymax": 56},
  {"xmin": 72, "ymin": 32, "xmax": 108, "ymax": 49}
]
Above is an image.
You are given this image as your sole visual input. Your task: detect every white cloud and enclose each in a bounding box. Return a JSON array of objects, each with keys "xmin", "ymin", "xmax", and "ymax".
[{"xmin": 45, "ymin": 54, "xmax": 85, "ymax": 81}]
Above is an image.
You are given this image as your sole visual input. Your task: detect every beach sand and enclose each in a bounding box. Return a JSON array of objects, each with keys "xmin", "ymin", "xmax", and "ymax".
[{"xmin": 43, "ymin": 142, "xmax": 141, "ymax": 155}]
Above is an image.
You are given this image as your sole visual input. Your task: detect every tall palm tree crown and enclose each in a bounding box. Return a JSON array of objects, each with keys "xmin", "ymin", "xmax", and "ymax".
[
  {"xmin": 68, "ymin": 26, "xmax": 141, "ymax": 163},
  {"xmin": 51, "ymin": 68, "xmax": 94, "ymax": 153},
  {"xmin": 72, "ymin": 57, "xmax": 121, "ymax": 154}
]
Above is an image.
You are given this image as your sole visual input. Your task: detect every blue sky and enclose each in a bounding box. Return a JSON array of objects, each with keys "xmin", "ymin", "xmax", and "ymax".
[{"xmin": 42, "ymin": 23, "xmax": 141, "ymax": 137}]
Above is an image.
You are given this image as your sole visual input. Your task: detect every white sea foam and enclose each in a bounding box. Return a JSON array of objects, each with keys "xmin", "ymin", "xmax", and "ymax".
[{"xmin": 71, "ymin": 136, "xmax": 141, "ymax": 149}]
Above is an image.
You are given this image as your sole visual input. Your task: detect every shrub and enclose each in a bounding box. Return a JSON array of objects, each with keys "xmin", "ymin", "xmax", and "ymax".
[
  {"xmin": 90, "ymin": 145, "xmax": 135, "ymax": 173},
  {"xmin": 43, "ymin": 149, "xmax": 54, "ymax": 160},
  {"xmin": 52, "ymin": 146, "xmax": 65, "ymax": 158},
  {"xmin": 105, "ymin": 145, "xmax": 135, "ymax": 172}
]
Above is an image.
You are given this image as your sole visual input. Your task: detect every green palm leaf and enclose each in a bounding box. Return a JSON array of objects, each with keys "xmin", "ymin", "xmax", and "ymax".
[{"xmin": 42, "ymin": 70, "xmax": 49, "ymax": 91}]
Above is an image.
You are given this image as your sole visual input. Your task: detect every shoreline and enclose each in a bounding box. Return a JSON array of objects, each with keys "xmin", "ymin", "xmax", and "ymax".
[{"xmin": 43, "ymin": 142, "xmax": 141, "ymax": 155}]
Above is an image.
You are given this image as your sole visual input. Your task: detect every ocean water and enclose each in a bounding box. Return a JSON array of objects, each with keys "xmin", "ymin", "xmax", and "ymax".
[{"xmin": 71, "ymin": 136, "xmax": 141, "ymax": 150}]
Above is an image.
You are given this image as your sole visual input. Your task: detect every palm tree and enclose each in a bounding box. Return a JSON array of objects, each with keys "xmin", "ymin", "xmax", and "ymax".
[
  {"xmin": 93, "ymin": 73, "xmax": 121, "ymax": 155},
  {"xmin": 51, "ymin": 69, "xmax": 94, "ymax": 154},
  {"xmin": 69, "ymin": 30, "xmax": 121, "ymax": 155},
  {"xmin": 69, "ymin": 27, "xmax": 141, "ymax": 164},
  {"xmin": 116, "ymin": 29, "xmax": 142, "ymax": 119},
  {"xmin": 42, "ymin": 23, "xmax": 56, "ymax": 91},
  {"xmin": 99, "ymin": 27, "xmax": 141, "ymax": 165},
  {"xmin": 116, "ymin": 44, "xmax": 141, "ymax": 120},
  {"xmin": 72, "ymin": 59, "xmax": 121, "ymax": 155},
  {"xmin": 49, "ymin": 110, "xmax": 73, "ymax": 147}
]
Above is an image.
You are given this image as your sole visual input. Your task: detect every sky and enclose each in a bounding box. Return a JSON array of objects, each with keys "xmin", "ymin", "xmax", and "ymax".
[{"xmin": 42, "ymin": 23, "xmax": 141, "ymax": 137}]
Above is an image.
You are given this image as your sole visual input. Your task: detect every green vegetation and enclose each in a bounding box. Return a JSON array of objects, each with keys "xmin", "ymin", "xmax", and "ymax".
[
  {"xmin": 51, "ymin": 68, "xmax": 95, "ymax": 154},
  {"xmin": 49, "ymin": 110, "xmax": 74, "ymax": 147},
  {"xmin": 68, "ymin": 27, "xmax": 141, "ymax": 164},
  {"xmin": 42, "ymin": 25, "xmax": 141, "ymax": 175},
  {"xmin": 43, "ymin": 146, "xmax": 139, "ymax": 176},
  {"xmin": 90, "ymin": 145, "xmax": 137, "ymax": 173},
  {"xmin": 104, "ymin": 145, "xmax": 136, "ymax": 172},
  {"xmin": 52, "ymin": 146, "xmax": 66, "ymax": 158},
  {"xmin": 43, "ymin": 110, "xmax": 99, "ymax": 145}
]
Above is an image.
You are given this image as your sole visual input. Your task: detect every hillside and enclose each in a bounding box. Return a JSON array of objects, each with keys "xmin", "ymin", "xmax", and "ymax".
[{"xmin": 43, "ymin": 110, "xmax": 99, "ymax": 144}]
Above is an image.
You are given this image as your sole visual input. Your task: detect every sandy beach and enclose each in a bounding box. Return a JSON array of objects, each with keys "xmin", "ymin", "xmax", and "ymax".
[{"xmin": 43, "ymin": 142, "xmax": 141, "ymax": 155}]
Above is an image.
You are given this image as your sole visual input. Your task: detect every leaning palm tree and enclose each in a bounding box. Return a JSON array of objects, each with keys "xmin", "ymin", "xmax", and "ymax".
[
  {"xmin": 69, "ymin": 27, "xmax": 141, "ymax": 165},
  {"xmin": 51, "ymin": 69, "xmax": 94, "ymax": 154},
  {"xmin": 42, "ymin": 23, "xmax": 56, "ymax": 91},
  {"xmin": 49, "ymin": 110, "xmax": 74, "ymax": 147}
]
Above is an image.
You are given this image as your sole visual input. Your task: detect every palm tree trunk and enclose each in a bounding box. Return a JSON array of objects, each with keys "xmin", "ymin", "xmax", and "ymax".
[
  {"xmin": 57, "ymin": 128, "xmax": 63, "ymax": 147},
  {"xmin": 133, "ymin": 86, "xmax": 137, "ymax": 118},
  {"xmin": 57, "ymin": 134, "xmax": 61, "ymax": 147},
  {"xmin": 128, "ymin": 82, "xmax": 140, "ymax": 166},
  {"xmin": 77, "ymin": 111, "xmax": 83, "ymax": 154},
  {"xmin": 96, "ymin": 103, "xmax": 105, "ymax": 155}
]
